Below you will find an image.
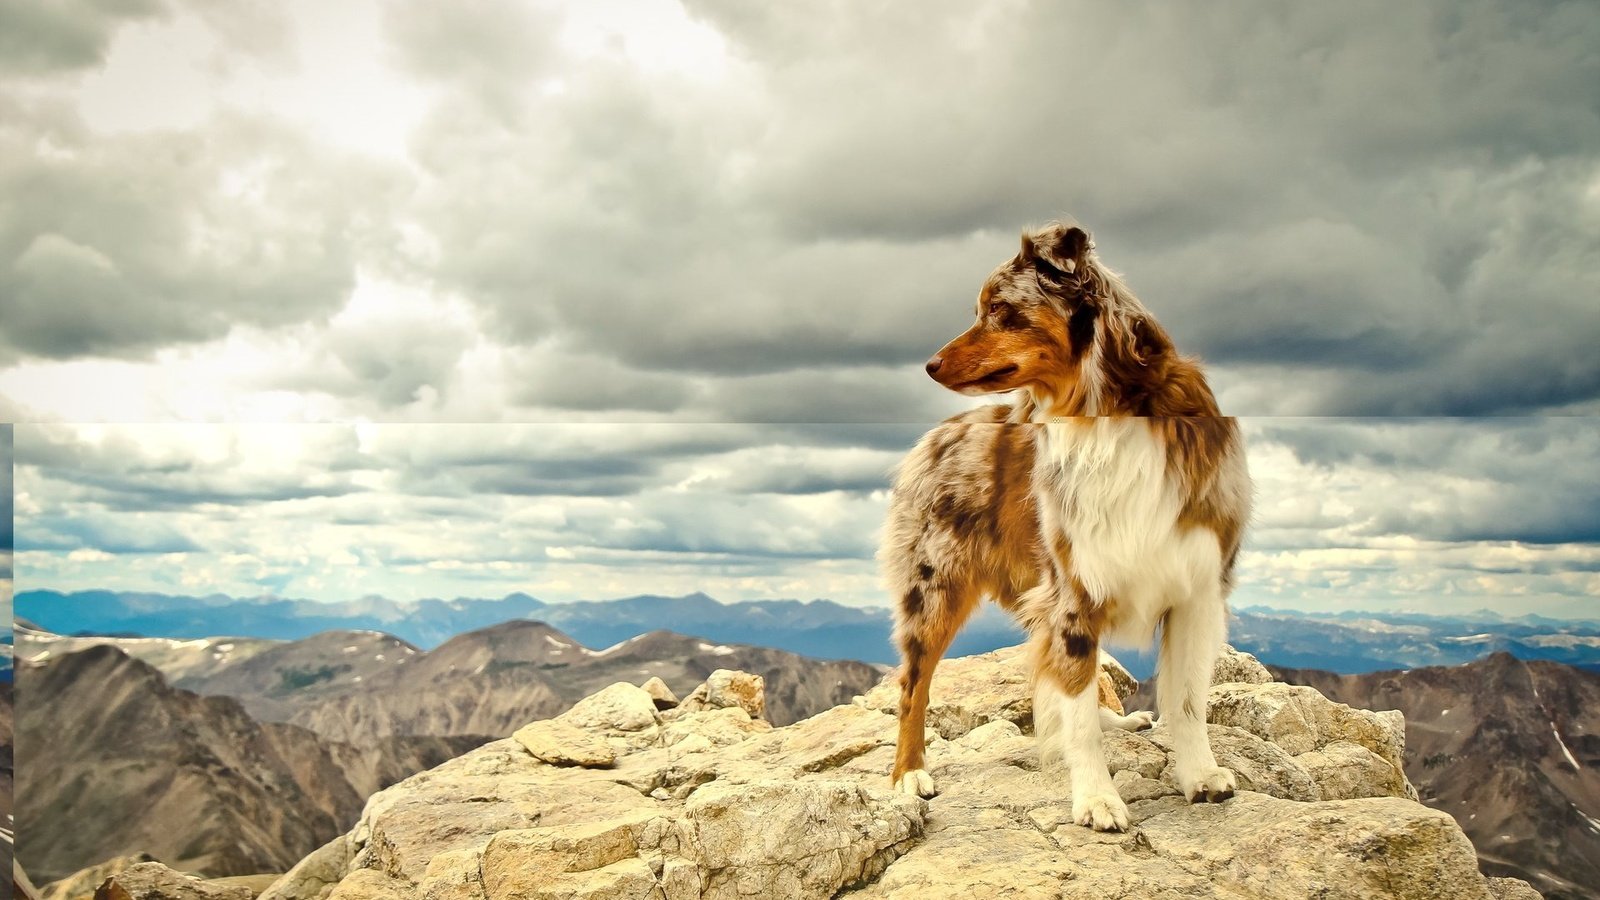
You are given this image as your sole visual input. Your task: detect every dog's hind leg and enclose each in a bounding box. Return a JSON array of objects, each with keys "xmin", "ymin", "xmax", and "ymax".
[
  {"xmin": 1159, "ymin": 596, "xmax": 1235, "ymax": 803},
  {"xmin": 890, "ymin": 578, "xmax": 978, "ymax": 798}
]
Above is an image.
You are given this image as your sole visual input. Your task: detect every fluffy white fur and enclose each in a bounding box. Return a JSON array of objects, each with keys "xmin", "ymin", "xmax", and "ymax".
[{"xmin": 1032, "ymin": 417, "xmax": 1238, "ymax": 827}]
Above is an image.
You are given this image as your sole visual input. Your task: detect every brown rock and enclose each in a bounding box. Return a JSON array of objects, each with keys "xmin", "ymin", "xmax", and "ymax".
[
  {"xmin": 513, "ymin": 720, "xmax": 617, "ymax": 768},
  {"xmin": 678, "ymin": 670, "xmax": 766, "ymax": 721}
]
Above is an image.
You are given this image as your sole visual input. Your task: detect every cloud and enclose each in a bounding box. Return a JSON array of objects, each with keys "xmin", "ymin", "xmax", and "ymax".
[
  {"xmin": 380, "ymin": 0, "xmax": 1600, "ymax": 415},
  {"xmin": 0, "ymin": 423, "xmax": 11, "ymax": 550},
  {"xmin": 0, "ymin": 99, "xmax": 406, "ymax": 361},
  {"xmin": 19, "ymin": 513, "xmax": 202, "ymax": 554},
  {"xmin": 0, "ymin": 0, "xmax": 163, "ymax": 76},
  {"xmin": 1, "ymin": 0, "xmax": 1597, "ymax": 420},
  {"xmin": 1253, "ymin": 418, "xmax": 1600, "ymax": 544},
  {"xmin": 12, "ymin": 419, "xmax": 1599, "ymax": 618},
  {"xmin": 15, "ymin": 423, "xmax": 372, "ymax": 512}
]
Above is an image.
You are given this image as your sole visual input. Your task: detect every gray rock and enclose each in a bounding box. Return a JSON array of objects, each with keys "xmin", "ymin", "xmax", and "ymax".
[
  {"xmin": 41, "ymin": 855, "xmax": 160, "ymax": 900},
  {"xmin": 1297, "ymin": 739, "xmax": 1408, "ymax": 801},
  {"xmin": 416, "ymin": 849, "xmax": 485, "ymax": 900},
  {"xmin": 1098, "ymin": 649, "xmax": 1140, "ymax": 701},
  {"xmin": 557, "ymin": 683, "xmax": 660, "ymax": 733},
  {"xmin": 324, "ymin": 870, "xmax": 415, "ymax": 900},
  {"xmin": 480, "ymin": 810, "xmax": 670, "ymax": 900},
  {"xmin": 640, "ymin": 676, "xmax": 678, "ymax": 710},
  {"xmin": 856, "ymin": 646, "xmax": 1035, "ymax": 738},
  {"xmin": 1207, "ymin": 681, "xmax": 1406, "ymax": 769},
  {"xmin": 677, "ymin": 781, "xmax": 923, "ymax": 899},
  {"xmin": 93, "ymin": 863, "xmax": 254, "ymax": 900},
  {"xmin": 259, "ymin": 837, "xmax": 351, "ymax": 900},
  {"xmin": 1212, "ymin": 644, "xmax": 1273, "ymax": 685},
  {"xmin": 277, "ymin": 655, "xmax": 1521, "ymax": 900},
  {"xmin": 1145, "ymin": 724, "xmax": 1322, "ymax": 803},
  {"xmin": 1136, "ymin": 792, "xmax": 1494, "ymax": 900}
]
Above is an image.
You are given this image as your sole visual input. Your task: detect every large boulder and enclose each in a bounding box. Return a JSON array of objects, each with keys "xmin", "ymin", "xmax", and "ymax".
[
  {"xmin": 677, "ymin": 781, "xmax": 922, "ymax": 899},
  {"xmin": 557, "ymin": 683, "xmax": 660, "ymax": 733},
  {"xmin": 674, "ymin": 670, "xmax": 766, "ymax": 721},
  {"xmin": 264, "ymin": 646, "xmax": 1537, "ymax": 900},
  {"xmin": 1212, "ymin": 645, "xmax": 1274, "ymax": 685},
  {"xmin": 513, "ymin": 720, "xmax": 618, "ymax": 769},
  {"xmin": 1206, "ymin": 680, "xmax": 1415, "ymax": 801},
  {"xmin": 855, "ymin": 645, "xmax": 1036, "ymax": 738}
]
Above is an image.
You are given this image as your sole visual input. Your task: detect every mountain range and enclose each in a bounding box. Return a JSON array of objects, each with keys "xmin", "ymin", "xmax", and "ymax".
[
  {"xmin": 15, "ymin": 644, "xmax": 480, "ymax": 885},
  {"xmin": 19, "ymin": 589, "xmax": 1600, "ymax": 897},
  {"xmin": 1271, "ymin": 653, "xmax": 1600, "ymax": 899},
  {"xmin": 15, "ymin": 619, "xmax": 887, "ymax": 884},
  {"xmin": 17, "ymin": 588, "xmax": 1600, "ymax": 676},
  {"xmin": 17, "ymin": 616, "xmax": 883, "ymax": 734}
]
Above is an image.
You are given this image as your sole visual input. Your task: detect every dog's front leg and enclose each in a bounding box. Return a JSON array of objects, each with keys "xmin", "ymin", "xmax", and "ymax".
[
  {"xmin": 1159, "ymin": 598, "xmax": 1235, "ymax": 803},
  {"xmin": 1031, "ymin": 627, "xmax": 1128, "ymax": 832}
]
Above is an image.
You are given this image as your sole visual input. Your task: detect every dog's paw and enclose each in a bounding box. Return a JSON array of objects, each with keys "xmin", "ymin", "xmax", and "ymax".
[
  {"xmin": 895, "ymin": 768, "xmax": 937, "ymax": 798},
  {"xmin": 1181, "ymin": 766, "xmax": 1237, "ymax": 803},
  {"xmin": 1120, "ymin": 710, "xmax": 1155, "ymax": 732},
  {"xmin": 1099, "ymin": 707, "xmax": 1155, "ymax": 733},
  {"xmin": 1072, "ymin": 790, "xmax": 1130, "ymax": 832}
]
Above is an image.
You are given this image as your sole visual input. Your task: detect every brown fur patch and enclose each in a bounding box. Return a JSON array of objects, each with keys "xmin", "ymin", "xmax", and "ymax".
[
  {"xmin": 1029, "ymin": 598, "xmax": 1108, "ymax": 696},
  {"xmin": 902, "ymin": 584, "xmax": 925, "ymax": 618}
]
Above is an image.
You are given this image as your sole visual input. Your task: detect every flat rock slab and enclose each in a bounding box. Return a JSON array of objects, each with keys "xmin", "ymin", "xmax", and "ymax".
[{"xmin": 515, "ymin": 719, "xmax": 618, "ymax": 768}]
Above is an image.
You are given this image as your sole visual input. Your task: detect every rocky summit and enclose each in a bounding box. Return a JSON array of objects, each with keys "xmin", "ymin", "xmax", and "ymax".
[{"xmin": 159, "ymin": 645, "xmax": 1540, "ymax": 900}]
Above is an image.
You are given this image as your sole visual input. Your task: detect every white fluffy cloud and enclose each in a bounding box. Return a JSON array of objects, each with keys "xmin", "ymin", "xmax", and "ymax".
[{"xmin": 13, "ymin": 419, "xmax": 1600, "ymax": 618}]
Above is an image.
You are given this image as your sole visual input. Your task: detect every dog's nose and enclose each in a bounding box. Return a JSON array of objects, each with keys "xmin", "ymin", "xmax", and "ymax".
[{"xmin": 925, "ymin": 356, "xmax": 943, "ymax": 377}]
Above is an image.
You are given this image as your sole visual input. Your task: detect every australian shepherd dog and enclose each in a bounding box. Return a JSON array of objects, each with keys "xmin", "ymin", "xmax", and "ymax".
[{"xmin": 880, "ymin": 222, "xmax": 1251, "ymax": 832}]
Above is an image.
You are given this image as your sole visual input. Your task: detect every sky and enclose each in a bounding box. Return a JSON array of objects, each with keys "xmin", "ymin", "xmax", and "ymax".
[
  {"xmin": 0, "ymin": 3, "xmax": 1596, "ymax": 620},
  {"xmin": 2, "ymin": 424, "xmax": 11, "ymax": 609},
  {"xmin": 0, "ymin": 1, "xmax": 1597, "ymax": 422},
  {"xmin": 13, "ymin": 418, "xmax": 1600, "ymax": 619}
]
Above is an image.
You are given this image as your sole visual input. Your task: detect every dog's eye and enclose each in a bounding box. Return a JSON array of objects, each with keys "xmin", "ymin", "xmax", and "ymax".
[{"xmin": 987, "ymin": 301, "xmax": 1003, "ymax": 316}]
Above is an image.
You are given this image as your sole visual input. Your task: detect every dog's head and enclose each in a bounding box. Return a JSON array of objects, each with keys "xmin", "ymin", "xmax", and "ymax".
[
  {"xmin": 925, "ymin": 222, "xmax": 1169, "ymax": 414},
  {"xmin": 924, "ymin": 223, "xmax": 1099, "ymax": 398}
]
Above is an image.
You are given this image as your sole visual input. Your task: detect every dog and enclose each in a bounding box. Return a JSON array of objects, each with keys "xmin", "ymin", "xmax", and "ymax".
[{"xmin": 880, "ymin": 221, "xmax": 1251, "ymax": 832}]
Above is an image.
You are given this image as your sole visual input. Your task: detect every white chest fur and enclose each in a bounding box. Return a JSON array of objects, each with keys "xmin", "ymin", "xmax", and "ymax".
[{"xmin": 1035, "ymin": 418, "xmax": 1222, "ymax": 641}]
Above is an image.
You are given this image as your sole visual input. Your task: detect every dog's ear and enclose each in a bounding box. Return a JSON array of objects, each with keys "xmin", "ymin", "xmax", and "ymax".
[{"xmin": 1020, "ymin": 223, "xmax": 1093, "ymax": 281}]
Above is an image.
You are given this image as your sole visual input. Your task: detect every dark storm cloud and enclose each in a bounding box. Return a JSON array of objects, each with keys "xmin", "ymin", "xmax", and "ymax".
[
  {"xmin": 15, "ymin": 424, "xmax": 372, "ymax": 511},
  {"xmin": 1, "ymin": 424, "xmax": 11, "ymax": 549},
  {"xmin": 389, "ymin": 0, "xmax": 1598, "ymax": 416},
  {"xmin": 18, "ymin": 513, "xmax": 203, "ymax": 554},
  {"xmin": 696, "ymin": 367, "xmax": 968, "ymax": 425},
  {"xmin": 14, "ymin": 418, "xmax": 1597, "ymax": 613},
  {"xmin": 0, "ymin": 100, "xmax": 404, "ymax": 361},
  {"xmin": 457, "ymin": 457, "xmax": 661, "ymax": 498},
  {"xmin": 763, "ymin": 423, "xmax": 933, "ymax": 454},
  {"xmin": 2, "ymin": 0, "xmax": 1597, "ymax": 420},
  {"xmin": 0, "ymin": 0, "xmax": 293, "ymax": 77},
  {"xmin": 371, "ymin": 422, "xmax": 920, "ymax": 500},
  {"xmin": 509, "ymin": 348, "xmax": 701, "ymax": 414},
  {"xmin": 703, "ymin": 446, "xmax": 903, "ymax": 496},
  {"xmin": 0, "ymin": 0, "xmax": 163, "ymax": 75}
]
